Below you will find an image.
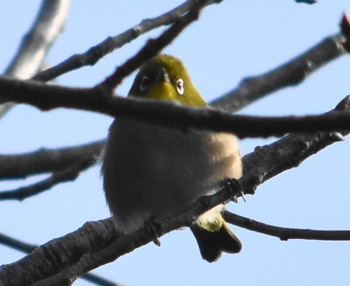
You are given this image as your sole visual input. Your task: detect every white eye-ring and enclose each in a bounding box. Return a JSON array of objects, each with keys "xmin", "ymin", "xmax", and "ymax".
[
  {"xmin": 176, "ymin": 78, "xmax": 184, "ymax": 95},
  {"xmin": 139, "ymin": 76, "xmax": 149, "ymax": 92}
]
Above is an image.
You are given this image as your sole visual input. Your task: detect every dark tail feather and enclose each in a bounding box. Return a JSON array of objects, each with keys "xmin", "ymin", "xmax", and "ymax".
[{"xmin": 190, "ymin": 223, "xmax": 242, "ymax": 262}]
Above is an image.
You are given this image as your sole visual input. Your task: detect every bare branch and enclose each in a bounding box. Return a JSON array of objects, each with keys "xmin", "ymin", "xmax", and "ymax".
[
  {"xmin": 0, "ymin": 0, "xmax": 71, "ymax": 117},
  {"xmin": 98, "ymin": 0, "xmax": 215, "ymax": 91},
  {"xmin": 33, "ymin": 0, "xmax": 221, "ymax": 82},
  {"xmin": 0, "ymin": 233, "xmax": 36, "ymax": 253},
  {"xmin": 0, "ymin": 155, "xmax": 95, "ymax": 201},
  {"xmin": 0, "ymin": 231, "xmax": 120, "ymax": 286},
  {"xmin": 240, "ymin": 95, "xmax": 350, "ymax": 195},
  {"xmin": 0, "ymin": 141, "xmax": 103, "ymax": 179},
  {"xmin": 1, "ymin": 23, "xmax": 347, "ymax": 193},
  {"xmin": 295, "ymin": 0, "xmax": 317, "ymax": 4},
  {"xmin": 0, "ymin": 0, "xmax": 217, "ymax": 203},
  {"xmin": 2, "ymin": 95, "xmax": 350, "ymax": 284},
  {"xmin": 1, "ymin": 76, "xmax": 350, "ymax": 138},
  {"xmin": 212, "ymin": 33, "xmax": 346, "ymax": 112},
  {"xmin": 0, "ymin": 179, "xmax": 240, "ymax": 286},
  {"xmin": 223, "ymin": 212, "xmax": 350, "ymax": 241}
]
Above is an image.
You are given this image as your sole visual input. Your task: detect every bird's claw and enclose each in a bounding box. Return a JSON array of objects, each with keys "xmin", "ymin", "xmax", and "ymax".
[
  {"xmin": 146, "ymin": 218, "xmax": 162, "ymax": 247},
  {"xmin": 223, "ymin": 178, "xmax": 246, "ymax": 203}
]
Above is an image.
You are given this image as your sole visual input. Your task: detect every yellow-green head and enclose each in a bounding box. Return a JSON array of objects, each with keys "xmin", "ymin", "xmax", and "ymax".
[{"xmin": 129, "ymin": 54, "xmax": 207, "ymax": 107}]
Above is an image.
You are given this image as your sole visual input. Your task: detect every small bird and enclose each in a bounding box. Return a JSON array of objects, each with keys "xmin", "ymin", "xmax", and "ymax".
[{"xmin": 102, "ymin": 54, "xmax": 243, "ymax": 262}]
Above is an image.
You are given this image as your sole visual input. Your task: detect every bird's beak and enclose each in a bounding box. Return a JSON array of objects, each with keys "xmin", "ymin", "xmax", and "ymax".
[{"xmin": 156, "ymin": 67, "xmax": 170, "ymax": 83}]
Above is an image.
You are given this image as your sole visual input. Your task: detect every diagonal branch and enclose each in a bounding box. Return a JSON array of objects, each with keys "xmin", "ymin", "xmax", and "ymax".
[
  {"xmin": 33, "ymin": 0, "xmax": 220, "ymax": 82},
  {"xmin": 0, "ymin": 219, "xmax": 118, "ymax": 286},
  {"xmin": 0, "ymin": 0, "xmax": 71, "ymax": 117},
  {"xmin": 98, "ymin": 0, "xmax": 217, "ymax": 91},
  {"xmin": 0, "ymin": 232, "xmax": 120, "ymax": 286},
  {"xmin": 211, "ymin": 33, "xmax": 347, "ymax": 112},
  {"xmin": 240, "ymin": 95, "xmax": 350, "ymax": 195},
  {"xmin": 0, "ymin": 180, "xmax": 240, "ymax": 286}
]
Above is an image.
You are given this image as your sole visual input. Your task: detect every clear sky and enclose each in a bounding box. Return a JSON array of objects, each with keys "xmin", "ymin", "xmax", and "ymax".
[{"xmin": 1, "ymin": 1, "xmax": 350, "ymax": 285}]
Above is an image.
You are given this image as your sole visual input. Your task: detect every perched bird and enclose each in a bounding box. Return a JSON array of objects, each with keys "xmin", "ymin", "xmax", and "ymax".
[{"xmin": 102, "ymin": 54, "xmax": 243, "ymax": 262}]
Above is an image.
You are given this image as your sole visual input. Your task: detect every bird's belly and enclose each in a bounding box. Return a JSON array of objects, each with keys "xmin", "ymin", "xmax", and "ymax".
[{"xmin": 103, "ymin": 119, "xmax": 242, "ymax": 233}]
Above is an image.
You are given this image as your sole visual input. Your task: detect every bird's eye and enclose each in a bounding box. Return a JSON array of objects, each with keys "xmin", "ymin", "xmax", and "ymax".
[
  {"xmin": 176, "ymin": 79, "xmax": 184, "ymax": 95},
  {"xmin": 139, "ymin": 76, "xmax": 149, "ymax": 92}
]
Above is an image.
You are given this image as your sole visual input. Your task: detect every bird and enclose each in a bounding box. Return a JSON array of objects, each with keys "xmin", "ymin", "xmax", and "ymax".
[{"xmin": 102, "ymin": 54, "xmax": 243, "ymax": 262}]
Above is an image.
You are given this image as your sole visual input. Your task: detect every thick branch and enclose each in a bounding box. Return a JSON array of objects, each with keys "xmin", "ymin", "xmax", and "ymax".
[
  {"xmin": 212, "ymin": 33, "xmax": 346, "ymax": 112},
  {"xmin": 2, "ymin": 96, "xmax": 350, "ymax": 284},
  {"xmin": 0, "ymin": 233, "xmax": 118, "ymax": 286},
  {"xmin": 0, "ymin": 179, "xmax": 242, "ymax": 286},
  {"xmin": 240, "ymin": 95, "xmax": 350, "ymax": 195},
  {"xmin": 0, "ymin": 221, "xmax": 117, "ymax": 286},
  {"xmin": 224, "ymin": 212, "xmax": 350, "ymax": 241},
  {"xmin": 1, "ymin": 25, "xmax": 347, "ymax": 190},
  {"xmin": 0, "ymin": 0, "xmax": 71, "ymax": 117},
  {"xmin": 1, "ymin": 76, "xmax": 350, "ymax": 138}
]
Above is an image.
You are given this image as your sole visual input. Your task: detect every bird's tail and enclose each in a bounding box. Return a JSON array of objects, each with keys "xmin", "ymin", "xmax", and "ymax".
[{"xmin": 190, "ymin": 213, "xmax": 241, "ymax": 262}]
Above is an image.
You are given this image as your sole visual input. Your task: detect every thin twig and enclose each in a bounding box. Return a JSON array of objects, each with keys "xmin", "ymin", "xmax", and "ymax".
[
  {"xmin": 0, "ymin": 156, "xmax": 95, "ymax": 201},
  {"xmin": 223, "ymin": 211, "xmax": 350, "ymax": 241},
  {"xmin": 33, "ymin": 0, "xmax": 220, "ymax": 82},
  {"xmin": 0, "ymin": 140, "xmax": 103, "ymax": 179},
  {"xmin": 295, "ymin": 0, "xmax": 317, "ymax": 4},
  {"xmin": 98, "ymin": 0, "xmax": 215, "ymax": 91},
  {"xmin": 0, "ymin": 233, "xmax": 37, "ymax": 253}
]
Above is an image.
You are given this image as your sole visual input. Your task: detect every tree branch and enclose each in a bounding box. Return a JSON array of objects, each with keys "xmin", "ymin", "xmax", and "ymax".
[
  {"xmin": 0, "ymin": 231, "xmax": 120, "ymax": 286},
  {"xmin": 2, "ymin": 76, "xmax": 350, "ymax": 138},
  {"xmin": 295, "ymin": 0, "xmax": 317, "ymax": 4},
  {"xmin": 0, "ymin": 0, "xmax": 71, "ymax": 117},
  {"xmin": 211, "ymin": 33, "xmax": 346, "ymax": 112},
  {"xmin": 224, "ymin": 211, "xmax": 350, "ymax": 241},
  {"xmin": 98, "ymin": 0, "xmax": 216, "ymax": 91},
  {"xmin": 33, "ymin": 0, "xmax": 220, "ymax": 82},
  {"xmin": 213, "ymin": 13, "xmax": 350, "ymax": 112},
  {"xmin": 0, "ymin": 141, "xmax": 103, "ymax": 180},
  {"xmin": 2, "ymin": 95, "xmax": 350, "ymax": 285},
  {"xmin": 240, "ymin": 95, "xmax": 350, "ymax": 195},
  {"xmin": 1, "ymin": 18, "xmax": 348, "ymax": 193},
  {"xmin": 0, "ymin": 179, "xmax": 241, "ymax": 286},
  {"xmin": 0, "ymin": 155, "xmax": 95, "ymax": 201}
]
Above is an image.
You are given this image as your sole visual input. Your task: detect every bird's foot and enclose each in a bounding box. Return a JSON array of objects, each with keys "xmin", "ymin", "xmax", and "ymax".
[
  {"xmin": 146, "ymin": 218, "xmax": 162, "ymax": 246},
  {"xmin": 223, "ymin": 178, "xmax": 246, "ymax": 203}
]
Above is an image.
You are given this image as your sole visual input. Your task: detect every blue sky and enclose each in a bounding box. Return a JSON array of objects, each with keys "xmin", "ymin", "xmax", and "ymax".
[{"xmin": 1, "ymin": 1, "xmax": 350, "ymax": 285}]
